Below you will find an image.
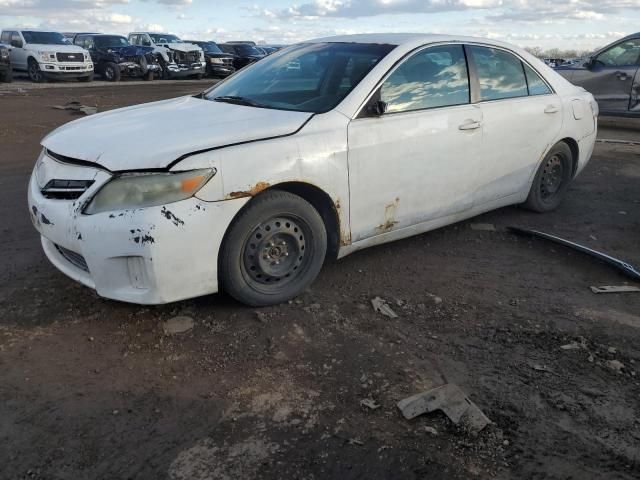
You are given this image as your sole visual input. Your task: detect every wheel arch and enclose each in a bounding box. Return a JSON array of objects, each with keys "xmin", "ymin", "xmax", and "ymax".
[
  {"xmin": 558, "ymin": 137, "xmax": 579, "ymax": 177},
  {"xmin": 218, "ymin": 181, "xmax": 342, "ymax": 278}
]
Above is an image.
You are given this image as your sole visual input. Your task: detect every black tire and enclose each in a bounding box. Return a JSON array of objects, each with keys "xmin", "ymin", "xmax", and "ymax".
[
  {"xmin": 27, "ymin": 58, "xmax": 44, "ymax": 83},
  {"xmin": 523, "ymin": 142, "xmax": 574, "ymax": 213},
  {"xmin": 220, "ymin": 190, "xmax": 327, "ymax": 307},
  {"xmin": 143, "ymin": 70, "xmax": 154, "ymax": 81},
  {"xmin": 1, "ymin": 68, "xmax": 12, "ymax": 83},
  {"xmin": 194, "ymin": 73, "xmax": 204, "ymax": 80},
  {"xmin": 102, "ymin": 62, "xmax": 120, "ymax": 82},
  {"xmin": 78, "ymin": 72, "xmax": 94, "ymax": 83}
]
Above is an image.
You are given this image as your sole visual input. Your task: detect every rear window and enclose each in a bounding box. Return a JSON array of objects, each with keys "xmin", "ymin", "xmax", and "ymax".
[{"xmin": 468, "ymin": 46, "xmax": 528, "ymax": 101}]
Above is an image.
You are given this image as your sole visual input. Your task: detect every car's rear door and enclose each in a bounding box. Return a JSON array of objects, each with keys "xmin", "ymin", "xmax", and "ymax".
[
  {"xmin": 347, "ymin": 44, "xmax": 483, "ymax": 242},
  {"xmin": 572, "ymin": 38, "xmax": 640, "ymax": 114},
  {"xmin": 10, "ymin": 32, "xmax": 27, "ymax": 70},
  {"xmin": 466, "ymin": 45, "xmax": 563, "ymax": 204}
]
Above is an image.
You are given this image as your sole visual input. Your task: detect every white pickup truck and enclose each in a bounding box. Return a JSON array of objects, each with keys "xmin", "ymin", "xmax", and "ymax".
[
  {"xmin": 128, "ymin": 32, "xmax": 205, "ymax": 79},
  {"xmin": 0, "ymin": 29, "xmax": 93, "ymax": 82}
]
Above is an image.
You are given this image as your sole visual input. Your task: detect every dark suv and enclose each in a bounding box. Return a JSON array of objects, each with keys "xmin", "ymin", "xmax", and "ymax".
[
  {"xmin": 219, "ymin": 43, "xmax": 264, "ymax": 70},
  {"xmin": 556, "ymin": 33, "xmax": 640, "ymax": 117},
  {"xmin": 183, "ymin": 40, "xmax": 235, "ymax": 78},
  {"xmin": 0, "ymin": 43, "xmax": 11, "ymax": 82},
  {"xmin": 73, "ymin": 33, "xmax": 160, "ymax": 81}
]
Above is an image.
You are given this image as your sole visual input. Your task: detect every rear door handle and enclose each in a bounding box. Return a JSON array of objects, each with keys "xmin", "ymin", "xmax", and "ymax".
[
  {"xmin": 615, "ymin": 71, "xmax": 629, "ymax": 80},
  {"xmin": 459, "ymin": 120, "xmax": 482, "ymax": 130},
  {"xmin": 544, "ymin": 105, "xmax": 560, "ymax": 114}
]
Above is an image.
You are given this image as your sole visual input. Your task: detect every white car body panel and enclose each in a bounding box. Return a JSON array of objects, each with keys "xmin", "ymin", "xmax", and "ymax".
[{"xmin": 28, "ymin": 33, "xmax": 598, "ymax": 304}]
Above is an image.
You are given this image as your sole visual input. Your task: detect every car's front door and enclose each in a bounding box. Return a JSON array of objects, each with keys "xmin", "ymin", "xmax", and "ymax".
[
  {"xmin": 347, "ymin": 44, "xmax": 483, "ymax": 242},
  {"xmin": 10, "ymin": 32, "xmax": 27, "ymax": 70},
  {"xmin": 465, "ymin": 45, "xmax": 563, "ymax": 204},
  {"xmin": 572, "ymin": 38, "xmax": 640, "ymax": 114}
]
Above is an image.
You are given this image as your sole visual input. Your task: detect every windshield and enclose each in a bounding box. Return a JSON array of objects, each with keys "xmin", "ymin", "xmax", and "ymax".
[
  {"xmin": 236, "ymin": 44, "xmax": 263, "ymax": 56},
  {"xmin": 22, "ymin": 31, "xmax": 69, "ymax": 45},
  {"xmin": 149, "ymin": 34, "xmax": 181, "ymax": 44},
  {"xmin": 95, "ymin": 36, "xmax": 130, "ymax": 48},
  {"xmin": 193, "ymin": 41, "xmax": 222, "ymax": 53},
  {"xmin": 204, "ymin": 42, "xmax": 395, "ymax": 113}
]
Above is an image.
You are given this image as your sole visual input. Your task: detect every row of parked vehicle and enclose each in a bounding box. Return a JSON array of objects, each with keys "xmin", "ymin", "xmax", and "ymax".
[{"xmin": 0, "ymin": 28, "xmax": 284, "ymax": 83}]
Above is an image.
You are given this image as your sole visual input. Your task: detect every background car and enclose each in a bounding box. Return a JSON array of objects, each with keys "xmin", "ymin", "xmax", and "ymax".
[
  {"xmin": 183, "ymin": 40, "xmax": 235, "ymax": 77},
  {"xmin": 555, "ymin": 32, "xmax": 640, "ymax": 117},
  {"xmin": 0, "ymin": 42, "xmax": 11, "ymax": 82},
  {"xmin": 218, "ymin": 43, "xmax": 264, "ymax": 69},
  {"xmin": 128, "ymin": 32, "xmax": 205, "ymax": 79},
  {"xmin": 73, "ymin": 34, "xmax": 161, "ymax": 81},
  {"xmin": 0, "ymin": 29, "xmax": 93, "ymax": 83}
]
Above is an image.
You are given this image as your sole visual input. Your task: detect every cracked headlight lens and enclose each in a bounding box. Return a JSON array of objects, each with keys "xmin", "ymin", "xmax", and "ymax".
[{"xmin": 84, "ymin": 169, "xmax": 215, "ymax": 215}]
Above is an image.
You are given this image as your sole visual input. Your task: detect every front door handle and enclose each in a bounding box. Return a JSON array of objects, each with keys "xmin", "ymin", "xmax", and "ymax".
[
  {"xmin": 544, "ymin": 105, "xmax": 560, "ymax": 114},
  {"xmin": 459, "ymin": 120, "xmax": 482, "ymax": 130}
]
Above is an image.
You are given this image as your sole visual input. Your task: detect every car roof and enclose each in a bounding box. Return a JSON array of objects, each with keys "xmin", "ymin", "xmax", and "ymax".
[
  {"xmin": 308, "ymin": 33, "xmax": 519, "ymax": 49},
  {"xmin": 3, "ymin": 28, "xmax": 65, "ymax": 33}
]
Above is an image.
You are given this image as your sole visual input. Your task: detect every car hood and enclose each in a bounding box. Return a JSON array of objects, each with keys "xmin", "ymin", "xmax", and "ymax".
[
  {"xmin": 29, "ymin": 43, "xmax": 86, "ymax": 53},
  {"xmin": 100, "ymin": 45, "xmax": 154, "ymax": 57},
  {"xmin": 158, "ymin": 42, "xmax": 201, "ymax": 53},
  {"xmin": 42, "ymin": 96, "xmax": 313, "ymax": 171}
]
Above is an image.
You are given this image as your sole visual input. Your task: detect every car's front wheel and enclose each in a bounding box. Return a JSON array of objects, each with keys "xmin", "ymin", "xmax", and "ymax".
[
  {"xmin": 102, "ymin": 62, "xmax": 120, "ymax": 82},
  {"xmin": 220, "ymin": 190, "xmax": 327, "ymax": 306},
  {"xmin": 0, "ymin": 68, "xmax": 12, "ymax": 83},
  {"xmin": 523, "ymin": 142, "xmax": 574, "ymax": 212},
  {"xmin": 27, "ymin": 58, "xmax": 44, "ymax": 83}
]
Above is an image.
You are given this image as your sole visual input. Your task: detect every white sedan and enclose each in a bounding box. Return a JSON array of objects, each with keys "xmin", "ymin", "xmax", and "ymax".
[{"xmin": 28, "ymin": 34, "xmax": 598, "ymax": 306}]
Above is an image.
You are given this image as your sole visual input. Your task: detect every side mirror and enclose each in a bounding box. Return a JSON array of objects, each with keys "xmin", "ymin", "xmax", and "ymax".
[
  {"xmin": 584, "ymin": 57, "xmax": 595, "ymax": 69},
  {"xmin": 368, "ymin": 100, "xmax": 388, "ymax": 117},
  {"xmin": 10, "ymin": 39, "xmax": 22, "ymax": 48}
]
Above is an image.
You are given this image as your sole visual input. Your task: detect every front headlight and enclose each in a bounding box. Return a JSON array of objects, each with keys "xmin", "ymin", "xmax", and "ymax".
[
  {"xmin": 39, "ymin": 51, "xmax": 56, "ymax": 62},
  {"xmin": 0, "ymin": 48, "xmax": 8, "ymax": 59},
  {"xmin": 84, "ymin": 169, "xmax": 215, "ymax": 215},
  {"xmin": 84, "ymin": 52, "xmax": 91, "ymax": 61},
  {"xmin": 210, "ymin": 57, "xmax": 223, "ymax": 64}
]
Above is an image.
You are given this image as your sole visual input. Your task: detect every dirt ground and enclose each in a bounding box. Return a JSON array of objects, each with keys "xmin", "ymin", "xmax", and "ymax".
[{"xmin": 1, "ymin": 81, "xmax": 639, "ymax": 480}]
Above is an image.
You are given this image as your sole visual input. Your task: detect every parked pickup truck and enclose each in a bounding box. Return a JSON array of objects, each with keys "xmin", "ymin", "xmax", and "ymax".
[
  {"xmin": 73, "ymin": 34, "xmax": 161, "ymax": 81},
  {"xmin": 183, "ymin": 40, "xmax": 235, "ymax": 78},
  {"xmin": 0, "ymin": 29, "xmax": 93, "ymax": 82},
  {"xmin": 128, "ymin": 32, "xmax": 205, "ymax": 79},
  {"xmin": 0, "ymin": 42, "xmax": 11, "ymax": 82}
]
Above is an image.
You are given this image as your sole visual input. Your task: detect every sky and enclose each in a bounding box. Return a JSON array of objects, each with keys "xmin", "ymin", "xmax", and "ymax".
[{"xmin": 0, "ymin": 0, "xmax": 638, "ymax": 51}]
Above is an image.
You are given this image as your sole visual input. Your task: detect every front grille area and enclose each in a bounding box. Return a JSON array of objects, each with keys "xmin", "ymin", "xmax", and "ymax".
[
  {"xmin": 56, "ymin": 52, "xmax": 84, "ymax": 62},
  {"xmin": 173, "ymin": 51, "xmax": 200, "ymax": 63},
  {"xmin": 41, "ymin": 179, "xmax": 94, "ymax": 200},
  {"xmin": 222, "ymin": 58, "xmax": 233, "ymax": 67},
  {"xmin": 55, "ymin": 244, "xmax": 89, "ymax": 272}
]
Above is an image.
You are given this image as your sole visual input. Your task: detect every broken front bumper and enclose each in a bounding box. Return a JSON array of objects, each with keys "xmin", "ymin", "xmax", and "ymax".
[
  {"xmin": 118, "ymin": 61, "xmax": 160, "ymax": 76},
  {"xmin": 27, "ymin": 152, "xmax": 246, "ymax": 304},
  {"xmin": 166, "ymin": 61, "xmax": 206, "ymax": 78}
]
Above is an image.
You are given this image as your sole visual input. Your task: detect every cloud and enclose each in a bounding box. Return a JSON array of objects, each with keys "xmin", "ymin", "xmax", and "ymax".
[{"xmin": 265, "ymin": 0, "xmax": 640, "ymax": 21}]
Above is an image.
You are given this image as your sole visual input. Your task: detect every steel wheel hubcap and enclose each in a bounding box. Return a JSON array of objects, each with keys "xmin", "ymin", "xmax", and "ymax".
[
  {"xmin": 540, "ymin": 155, "xmax": 564, "ymax": 198},
  {"xmin": 243, "ymin": 216, "xmax": 307, "ymax": 285}
]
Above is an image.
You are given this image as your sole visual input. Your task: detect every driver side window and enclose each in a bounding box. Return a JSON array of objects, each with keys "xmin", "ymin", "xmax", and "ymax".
[
  {"xmin": 596, "ymin": 39, "xmax": 640, "ymax": 67},
  {"xmin": 380, "ymin": 44, "xmax": 470, "ymax": 114}
]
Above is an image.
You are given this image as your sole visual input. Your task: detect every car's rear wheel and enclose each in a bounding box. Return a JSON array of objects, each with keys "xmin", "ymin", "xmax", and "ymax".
[
  {"xmin": 27, "ymin": 58, "xmax": 44, "ymax": 83},
  {"xmin": 523, "ymin": 142, "xmax": 573, "ymax": 212},
  {"xmin": 0, "ymin": 68, "xmax": 12, "ymax": 83},
  {"xmin": 220, "ymin": 190, "xmax": 327, "ymax": 306},
  {"xmin": 103, "ymin": 62, "xmax": 120, "ymax": 82}
]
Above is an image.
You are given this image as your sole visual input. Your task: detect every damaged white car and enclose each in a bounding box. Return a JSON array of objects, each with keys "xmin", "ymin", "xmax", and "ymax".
[{"xmin": 28, "ymin": 34, "xmax": 598, "ymax": 306}]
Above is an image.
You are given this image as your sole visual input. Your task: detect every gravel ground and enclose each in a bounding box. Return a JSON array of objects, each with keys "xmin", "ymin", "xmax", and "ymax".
[{"xmin": 1, "ymin": 82, "xmax": 639, "ymax": 480}]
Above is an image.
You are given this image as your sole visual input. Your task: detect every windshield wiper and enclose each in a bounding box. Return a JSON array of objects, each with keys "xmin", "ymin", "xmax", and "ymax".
[{"xmin": 212, "ymin": 96, "xmax": 266, "ymax": 108}]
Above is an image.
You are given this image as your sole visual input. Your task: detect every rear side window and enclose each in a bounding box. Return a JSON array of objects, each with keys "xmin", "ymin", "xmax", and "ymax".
[
  {"xmin": 381, "ymin": 44, "xmax": 470, "ymax": 113},
  {"xmin": 0, "ymin": 31, "xmax": 10, "ymax": 43},
  {"xmin": 523, "ymin": 63, "xmax": 551, "ymax": 96},
  {"xmin": 468, "ymin": 46, "xmax": 528, "ymax": 101}
]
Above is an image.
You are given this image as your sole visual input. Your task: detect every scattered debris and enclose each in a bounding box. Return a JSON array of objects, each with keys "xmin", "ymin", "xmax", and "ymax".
[
  {"xmin": 508, "ymin": 227, "xmax": 640, "ymax": 281},
  {"xmin": 470, "ymin": 223, "xmax": 496, "ymax": 232},
  {"xmin": 360, "ymin": 398, "xmax": 381, "ymax": 410},
  {"xmin": 560, "ymin": 337, "xmax": 587, "ymax": 350},
  {"xmin": 590, "ymin": 285, "xmax": 640, "ymax": 294},
  {"xmin": 51, "ymin": 101, "xmax": 98, "ymax": 116},
  {"xmin": 426, "ymin": 292, "xmax": 443, "ymax": 305},
  {"xmin": 371, "ymin": 297, "xmax": 399, "ymax": 318},
  {"xmin": 596, "ymin": 138, "xmax": 640, "ymax": 146},
  {"xmin": 162, "ymin": 316, "xmax": 194, "ymax": 335},
  {"xmin": 424, "ymin": 426, "xmax": 438, "ymax": 436},
  {"xmin": 397, "ymin": 384, "xmax": 491, "ymax": 434},
  {"xmin": 606, "ymin": 360, "xmax": 624, "ymax": 373}
]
